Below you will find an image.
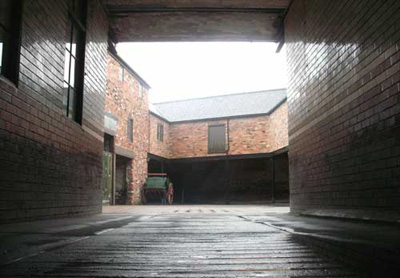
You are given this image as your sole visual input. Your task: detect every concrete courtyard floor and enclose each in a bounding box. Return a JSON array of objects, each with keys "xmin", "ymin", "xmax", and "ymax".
[{"xmin": 0, "ymin": 205, "xmax": 399, "ymax": 277}]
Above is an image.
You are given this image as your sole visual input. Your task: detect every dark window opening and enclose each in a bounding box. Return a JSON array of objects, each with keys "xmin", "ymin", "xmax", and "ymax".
[
  {"xmin": 0, "ymin": 0, "xmax": 23, "ymax": 84},
  {"xmin": 104, "ymin": 133, "xmax": 114, "ymax": 152},
  {"xmin": 63, "ymin": 0, "xmax": 87, "ymax": 123},
  {"xmin": 128, "ymin": 116, "xmax": 133, "ymax": 142},
  {"xmin": 157, "ymin": 123, "xmax": 164, "ymax": 142},
  {"xmin": 208, "ymin": 124, "xmax": 226, "ymax": 154}
]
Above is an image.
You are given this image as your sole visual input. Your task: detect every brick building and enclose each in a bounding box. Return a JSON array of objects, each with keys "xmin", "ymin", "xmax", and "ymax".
[
  {"xmin": 102, "ymin": 0, "xmax": 400, "ymax": 220},
  {"xmin": 1, "ymin": 0, "xmax": 108, "ymax": 223},
  {"xmin": 104, "ymin": 73, "xmax": 289, "ymax": 205},
  {"xmin": 286, "ymin": 0, "xmax": 400, "ymax": 221},
  {"xmin": 2, "ymin": 0, "xmax": 398, "ymax": 223},
  {"xmin": 103, "ymin": 51, "xmax": 150, "ymax": 205},
  {"xmin": 148, "ymin": 89, "xmax": 289, "ymax": 204}
]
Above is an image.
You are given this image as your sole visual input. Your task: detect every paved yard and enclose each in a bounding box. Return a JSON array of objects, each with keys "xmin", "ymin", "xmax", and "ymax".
[{"xmin": 1, "ymin": 205, "xmax": 362, "ymax": 277}]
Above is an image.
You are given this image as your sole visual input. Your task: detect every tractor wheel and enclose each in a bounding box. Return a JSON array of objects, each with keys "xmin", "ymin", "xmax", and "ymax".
[{"xmin": 167, "ymin": 183, "xmax": 174, "ymax": 205}]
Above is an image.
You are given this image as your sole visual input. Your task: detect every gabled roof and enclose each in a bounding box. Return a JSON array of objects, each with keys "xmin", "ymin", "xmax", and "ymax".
[{"xmin": 150, "ymin": 88, "xmax": 286, "ymax": 123}]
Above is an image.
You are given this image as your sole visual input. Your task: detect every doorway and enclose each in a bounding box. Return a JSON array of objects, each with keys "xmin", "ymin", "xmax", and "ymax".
[
  {"xmin": 115, "ymin": 156, "xmax": 130, "ymax": 205},
  {"xmin": 102, "ymin": 134, "xmax": 114, "ymax": 205},
  {"xmin": 164, "ymin": 153, "xmax": 289, "ymax": 204}
]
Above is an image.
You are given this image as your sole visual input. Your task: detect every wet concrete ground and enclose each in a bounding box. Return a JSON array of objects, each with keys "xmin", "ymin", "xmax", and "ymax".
[{"xmin": 0, "ymin": 205, "xmax": 380, "ymax": 277}]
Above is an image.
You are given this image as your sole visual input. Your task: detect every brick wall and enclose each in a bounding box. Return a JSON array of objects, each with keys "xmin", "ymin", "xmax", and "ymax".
[
  {"xmin": 149, "ymin": 113, "xmax": 170, "ymax": 158},
  {"xmin": 105, "ymin": 53, "xmax": 150, "ymax": 204},
  {"xmin": 229, "ymin": 103, "xmax": 288, "ymax": 155},
  {"xmin": 0, "ymin": 0, "xmax": 108, "ymax": 223},
  {"xmin": 268, "ymin": 102, "xmax": 289, "ymax": 153},
  {"xmin": 168, "ymin": 120, "xmax": 224, "ymax": 159},
  {"xmin": 164, "ymin": 102, "xmax": 288, "ymax": 159},
  {"xmin": 286, "ymin": 0, "xmax": 400, "ymax": 220}
]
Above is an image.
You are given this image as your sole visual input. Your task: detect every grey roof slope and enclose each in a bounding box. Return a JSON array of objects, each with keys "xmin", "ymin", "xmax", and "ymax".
[{"xmin": 150, "ymin": 89, "xmax": 286, "ymax": 123}]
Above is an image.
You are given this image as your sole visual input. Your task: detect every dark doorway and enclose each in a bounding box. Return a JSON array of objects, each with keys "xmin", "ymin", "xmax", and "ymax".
[
  {"xmin": 115, "ymin": 155, "xmax": 130, "ymax": 205},
  {"xmin": 148, "ymin": 154, "xmax": 167, "ymax": 173},
  {"xmin": 166, "ymin": 153, "xmax": 289, "ymax": 204},
  {"xmin": 168, "ymin": 161, "xmax": 227, "ymax": 204}
]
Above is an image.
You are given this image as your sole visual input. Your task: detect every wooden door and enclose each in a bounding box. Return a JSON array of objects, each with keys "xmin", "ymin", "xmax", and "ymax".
[{"xmin": 102, "ymin": 151, "xmax": 113, "ymax": 205}]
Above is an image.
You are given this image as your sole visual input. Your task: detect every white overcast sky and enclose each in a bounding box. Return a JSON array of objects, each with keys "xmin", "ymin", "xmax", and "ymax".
[{"xmin": 117, "ymin": 42, "xmax": 287, "ymax": 103}]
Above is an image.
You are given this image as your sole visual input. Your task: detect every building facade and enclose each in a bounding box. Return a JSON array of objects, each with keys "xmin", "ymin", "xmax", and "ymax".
[
  {"xmin": 166, "ymin": 103, "xmax": 288, "ymax": 159},
  {"xmin": 0, "ymin": 0, "xmax": 108, "ymax": 223},
  {"xmin": 104, "ymin": 52, "xmax": 150, "ymax": 205},
  {"xmin": 149, "ymin": 110, "xmax": 170, "ymax": 160},
  {"xmin": 3, "ymin": 0, "xmax": 398, "ymax": 223},
  {"xmin": 104, "ymin": 71, "xmax": 289, "ymax": 205},
  {"xmin": 286, "ymin": 0, "xmax": 400, "ymax": 221},
  {"xmin": 149, "ymin": 90, "xmax": 288, "ymax": 159},
  {"xmin": 148, "ymin": 90, "xmax": 289, "ymax": 204}
]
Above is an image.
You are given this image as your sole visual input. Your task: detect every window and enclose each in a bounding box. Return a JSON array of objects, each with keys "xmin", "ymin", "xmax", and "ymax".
[
  {"xmin": 104, "ymin": 134, "xmax": 114, "ymax": 153},
  {"xmin": 127, "ymin": 116, "xmax": 133, "ymax": 142},
  {"xmin": 63, "ymin": 0, "xmax": 87, "ymax": 123},
  {"xmin": 157, "ymin": 123, "xmax": 164, "ymax": 142},
  {"xmin": 0, "ymin": 0, "xmax": 22, "ymax": 84},
  {"xmin": 138, "ymin": 83, "xmax": 143, "ymax": 98},
  {"xmin": 119, "ymin": 66, "xmax": 124, "ymax": 82},
  {"xmin": 208, "ymin": 125, "xmax": 226, "ymax": 154}
]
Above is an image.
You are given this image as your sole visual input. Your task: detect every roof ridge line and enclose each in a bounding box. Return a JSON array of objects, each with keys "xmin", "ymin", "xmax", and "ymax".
[{"xmin": 153, "ymin": 88, "xmax": 286, "ymax": 105}]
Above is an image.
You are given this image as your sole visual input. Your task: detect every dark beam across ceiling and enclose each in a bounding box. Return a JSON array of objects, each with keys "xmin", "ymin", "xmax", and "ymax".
[{"xmin": 105, "ymin": 1, "xmax": 290, "ymax": 42}]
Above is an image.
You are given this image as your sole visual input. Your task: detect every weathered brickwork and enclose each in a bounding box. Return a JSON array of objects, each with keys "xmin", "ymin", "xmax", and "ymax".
[
  {"xmin": 229, "ymin": 103, "xmax": 288, "ymax": 155},
  {"xmin": 155, "ymin": 102, "xmax": 288, "ymax": 159},
  {"xmin": 83, "ymin": 0, "xmax": 109, "ymax": 135},
  {"xmin": 268, "ymin": 102, "xmax": 289, "ymax": 153},
  {"xmin": 168, "ymin": 120, "xmax": 226, "ymax": 159},
  {"xmin": 286, "ymin": 0, "xmax": 400, "ymax": 219},
  {"xmin": 105, "ymin": 53, "xmax": 149, "ymax": 204},
  {"xmin": 149, "ymin": 114, "xmax": 170, "ymax": 158},
  {"xmin": 0, "ymin": 0, "xmax": 108, "ymax": 223}
]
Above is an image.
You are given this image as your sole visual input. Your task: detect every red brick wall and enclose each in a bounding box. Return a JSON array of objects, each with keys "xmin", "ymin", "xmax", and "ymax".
[
  {"xmin": 229, "ymin": 103, "xmax": 288, "ymax": 155},
  {"xmin": 105, "ymin": 53, "xmax": 149, "ymax": 204},
  {"xmin": 149, "ymin": 113, "xmax": 170, "ymax": 158},
  {"xmin": 169, "ymin": 120, "xmax": 226, "ymax": 159},
  {"xmin": 165, "ymin": 102, "xmax": 288, "ymax": 159},
  {"xmin": 268, "ymin": 102, "xmax": 289, "ymax": 153},
  {"xmin": 286, "ymin": 0, "xmax": 400, "ymax": 219},
  {"xmin": 0, "ymin": 0, "xmax": 108, "ymax": 223}
]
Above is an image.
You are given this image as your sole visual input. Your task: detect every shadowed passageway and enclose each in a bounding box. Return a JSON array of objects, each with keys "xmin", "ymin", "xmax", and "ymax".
[{"xmin": 1, "ymin": 206, "xmax": 362, "ymax": 277}]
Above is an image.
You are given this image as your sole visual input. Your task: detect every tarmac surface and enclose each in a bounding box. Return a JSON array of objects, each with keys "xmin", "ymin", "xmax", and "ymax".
[{"xmin": 1, "ymin": 205, "xmax": 398, "ymax": 277}]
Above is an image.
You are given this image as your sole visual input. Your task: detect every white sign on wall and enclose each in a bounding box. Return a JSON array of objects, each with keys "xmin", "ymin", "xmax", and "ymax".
[{"xmin": 104, "ymin": 113, "xmax": 118, "ymax": 135}]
